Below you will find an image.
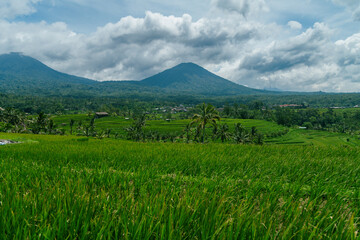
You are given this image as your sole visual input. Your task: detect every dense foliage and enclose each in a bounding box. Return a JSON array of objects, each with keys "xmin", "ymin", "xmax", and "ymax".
[
  {"xmin": 222, "ymin": 104, "xmax": 360, "ymax": 134},
  {"xmin": 2, "ymin": 90, "xmax": 360, "ymax": 117},
  {"xmin": 2, "ymin": 100, "xmax": 360, "ymax": 144}
]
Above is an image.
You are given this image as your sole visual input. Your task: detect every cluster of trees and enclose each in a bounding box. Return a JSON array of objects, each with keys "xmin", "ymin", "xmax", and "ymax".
[
  {"xmin": 0, "ymin": 108, "xmax": 115, "ymax": 139},
  {"xmin": 3, "ymin": 91, "xmax": 360, "ymax": 116},
  {"xmin": 222, "ymin": 102, "xmax": 269, "ymax": 120},
  {"xmin": 221, "ymin": 103, "xmax": 360, "ymax": 135},
  {"xmin": 0, "ymin": 93, "xmax": 180, "ymax": 115},
  {"xmin": 219, "ymin": 93, "xmax": 360, "ymax": 108},
  {"xmin": 3, "ymin": 101, "xmax": 360, "ymax": 143},
  {"xmin": 274, "ymin": 108, "xmax": 360, "ymax": 133},
  {"xmin": 181, "ymin": 122, "xmax": 264, "ymax": 144},
  {"xmin": 0, "ymin": 108, "xmax": 64, "ymax": 134},
  {"xmin": 125, "ymin": 103, "xmax": 264, "ymax": 144}
]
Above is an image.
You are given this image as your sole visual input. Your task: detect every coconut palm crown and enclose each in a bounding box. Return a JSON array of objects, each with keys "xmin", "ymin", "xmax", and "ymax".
[{"xmin": 191, "ymin": 103, "xmax": 220, "ymax": 143}]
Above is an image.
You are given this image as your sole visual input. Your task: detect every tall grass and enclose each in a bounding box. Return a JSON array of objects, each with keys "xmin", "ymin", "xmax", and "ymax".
[{"xmin": 0, "ymin": 133, "xmax": 359, "ymax": 238}]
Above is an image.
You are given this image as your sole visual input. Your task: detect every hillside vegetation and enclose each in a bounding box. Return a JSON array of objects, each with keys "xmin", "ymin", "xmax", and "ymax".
[{"xmin": 0, "ymin": 53, "xmax": 264, "ymax": 97}]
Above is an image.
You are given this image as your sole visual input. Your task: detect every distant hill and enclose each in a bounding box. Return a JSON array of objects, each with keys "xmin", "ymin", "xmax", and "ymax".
[
  {"xmin": 0, "ymin": 53, "xmax": 271, "ymax": 97},
  {"xmin": 0, "ymin": 52, "xmax": 96, "ymax": 95},
  {"xmin": 138, "ymin": 62, "xmax": 264, "ymax": 95}
]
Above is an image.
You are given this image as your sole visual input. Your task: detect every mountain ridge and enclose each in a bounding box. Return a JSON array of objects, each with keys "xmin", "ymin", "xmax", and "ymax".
[
  {"xmin": 0, "ymin": 53, "xmax": 267, "ymax": 97},
  {"xmin": 138, "ymin": 62, "xmax": 264, "ymax": 95},
  {"xmin": 0, "ymin": 52, "xmax": 95, "ymax": 85}
]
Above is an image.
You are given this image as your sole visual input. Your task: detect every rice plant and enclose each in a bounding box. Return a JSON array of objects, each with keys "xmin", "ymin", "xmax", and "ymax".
[{"xmin": 0, "ymin": 133, "xmax": 359, "ymax": 239}]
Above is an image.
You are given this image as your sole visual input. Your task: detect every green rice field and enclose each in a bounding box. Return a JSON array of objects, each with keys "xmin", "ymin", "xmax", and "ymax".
[
  {"xmin": 52, "ymin": 114, "xmax": 360, "ymax": 146},
  {"xmin": 52, "ymin": 114, "xmax": 286, "ymax": 136},
  {"xmin": 1, "ymin": 133, "xmax": 360, "ymax": 239}
]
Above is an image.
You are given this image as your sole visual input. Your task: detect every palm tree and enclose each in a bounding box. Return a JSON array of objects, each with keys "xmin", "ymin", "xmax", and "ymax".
[
  {"xmin": 47, "ymin": 119, "xmax": 55, "ymax": 134},
  {"xmin": 125, "ymin": 113, "xmax": 147, "ymax": 141},
  {"xmin": 37, "ymin": 112, "xmax": 47, "ymax": 133},
  {"xmin": 183, "ymin": 123, "xmax": 192, "ymax": 143},
  {"xmin": 69, "ymin": 119, "xmax": 75, "ymax": 135},
  {"xmin": 3, "ymin": 108, "xmax": 24, "ymax": 132},
  {"xmin": 233, "ymin": 123, "xmax": 251, "ymax": 144},
  {"xmin": 191, "ymin": 103, "xmax": 220, "ymax": 143},
  {"xmin": 217, "ymin": 123, "xmax": 231, "ymax": 143}
]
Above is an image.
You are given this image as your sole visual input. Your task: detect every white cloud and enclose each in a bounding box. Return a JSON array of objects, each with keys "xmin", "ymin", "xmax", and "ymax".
[
  {"xmin": 211, "ymin": 0, "xmax": 268, "ymax": 17},
  {"xmin": 58, "ymin": 11, "xmax": 266, "ymax": 80},
  {"xmin": 287, "ymin": 21, "xmax": 302, "ymax": 30},
  {"xmin": 335, "ymin": 33, "xmax": 360, "ymax": 65},
  {"xmin": 0, "ymin": 0, "xmax": 42, "ymax": 19},
  {"xmin": 0, "ymin": 20, "xmax": 83, "ymax": 60},
  {"xmin": 239, "ymin": 23, "xmax": 332, "ymax": 73},
  {"xmin": 332, "ymin": 0, "xmax": 360, "ymax": 21},
  {"xmin": 0, "ymin": 11, "xmax": 265, "ymax": 80},
  {"xmin": 1, "ymin": 6, "xmax": 360, "ymax": 92},
  {"xmin": 228, "ymin": 23, "xmax": 360, "ymax": 92}
]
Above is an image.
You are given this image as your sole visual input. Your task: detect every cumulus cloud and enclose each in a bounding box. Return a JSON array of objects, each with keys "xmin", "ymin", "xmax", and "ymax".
[
  {"xmin": 211, "ymin": 0, "xmax": 268, "ymax": 17},
  {"xmin": 332, "ymin": 0, "xmax": 360, "ymax": 21},
  {"xmin": 287, "ymin": 21, "xmax": 302, "ymax": 30},
  {"xmin": 1, "ymin": 8, "xmax": 360, "ymax": 92},
  {"xmin": 0, "ymin": 21, "xmax": 83, "ymax": 62},
  {"xmin": 83, "ymin": 11, "xmax": 267, "ymax": 80},
  {"xmin": 0, "ymin": 0, "xmax": 42, "ymax": 19},
  {"xmin": 0, "ymin": 11, "xmax": 265, "ymax": 80},
  {"xmin": 230, "ymin": 23, "xmax": 360, "ymax": 92},
  {"xmin": 239, "ymin": 23, "xmax": 332, "ymax": 74},
  {"xmin": 335, "ymin": 33, "xmax": 360, "ymax": 65}
]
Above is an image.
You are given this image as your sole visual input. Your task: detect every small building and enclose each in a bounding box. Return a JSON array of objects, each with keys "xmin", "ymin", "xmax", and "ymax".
[
  {"xmin": 0, "ymin": 107, "xmax": 4, "ymax": 111},
  {"xmin": 95, "ymin": 112, "xmax": 109, "ymax": 118},
  {"xmin": 279, "ymin": 104, "xmax": 301, "ymax": 108}
]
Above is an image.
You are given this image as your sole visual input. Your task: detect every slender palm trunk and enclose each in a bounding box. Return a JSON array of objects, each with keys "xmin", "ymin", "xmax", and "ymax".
[{"xmin": 202, "ymin": 125, "xmax": 205, "ymax": 143}]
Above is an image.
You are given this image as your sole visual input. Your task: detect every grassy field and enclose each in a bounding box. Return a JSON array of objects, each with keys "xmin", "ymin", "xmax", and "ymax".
[
  {"xmin": 265, "ymin": 128, "xmax": 360, "ymax": 146},
  {"xmin": 1, "ymin": 133, "xmax": 360, "ymax": 239},
  {"xmin": 52, "ymin": 114, "xmax": 360, "ymax": 146},
  {"xmin": 52, "ymin": 114, "xmax": 287, "ymax": 136}
]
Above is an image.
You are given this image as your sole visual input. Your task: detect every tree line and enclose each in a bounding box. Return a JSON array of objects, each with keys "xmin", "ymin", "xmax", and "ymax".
[
  {"xmin": 3, "ymin": 91, "xmax": 360, "ymax": 115},
  {"xmin": 221, "ymin": 103, "xmax": 360, "ymax": 134},
  {"xmin": 125, "ymin": 103, "xmax": 264, "ymax": 144},
  {"xmin": 2, "ymin": 102, "xmax": 360, "ymax": 142}
]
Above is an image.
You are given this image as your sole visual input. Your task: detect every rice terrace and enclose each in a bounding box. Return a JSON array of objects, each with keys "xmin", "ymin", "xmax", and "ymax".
[
  {"xmin": 2, "ymin": 0, "xmax": 360, "ymax": 239},
  {"xmin": 1, "ymin": 105, "xmax": 360, "ymax": 239}
]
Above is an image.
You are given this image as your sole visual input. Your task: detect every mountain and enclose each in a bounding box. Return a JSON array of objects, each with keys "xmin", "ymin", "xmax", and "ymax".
[
  {"xmin": 138, "ymin": 62, "xmax": 263, "ymax": 95},
  {"xmin": 0, "ymin": 52, "xmax": 94, "ymax": 85},
  {"xmin": 0, "ymin": 53, "xmax": 268, "ymax": 97},
  {"xmin": 0, "ymin": 52, "xmax": 97, "ymax": 95}
]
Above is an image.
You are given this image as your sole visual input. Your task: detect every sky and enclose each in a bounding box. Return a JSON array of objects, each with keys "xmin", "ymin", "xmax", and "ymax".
[{"xmin": 1, "ymin": 0, "xmax": 360, "ymax": 92}]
